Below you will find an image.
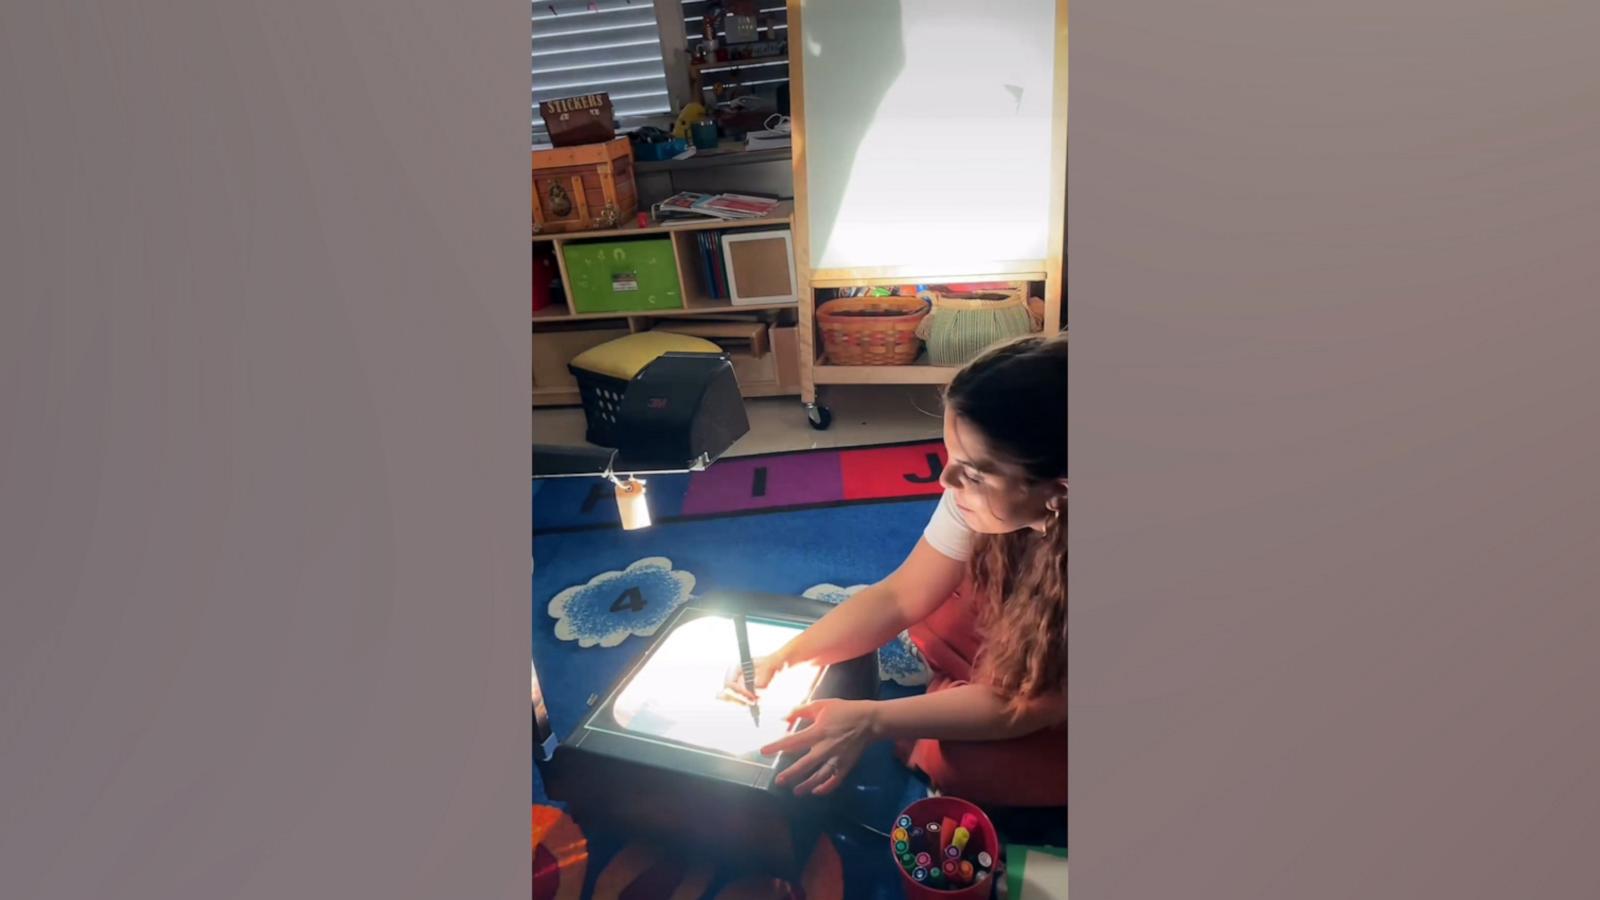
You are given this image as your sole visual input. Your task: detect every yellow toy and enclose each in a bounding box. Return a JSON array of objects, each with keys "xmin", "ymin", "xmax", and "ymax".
[{"xmin": 673, "ymin": 103, "xmax": 708, "ymax": 140}]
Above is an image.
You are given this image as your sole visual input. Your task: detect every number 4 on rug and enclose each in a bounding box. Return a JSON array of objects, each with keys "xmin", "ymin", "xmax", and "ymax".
[{"xmin": 610, "ymin": 587, "xmax": 647, "ymax": 613}]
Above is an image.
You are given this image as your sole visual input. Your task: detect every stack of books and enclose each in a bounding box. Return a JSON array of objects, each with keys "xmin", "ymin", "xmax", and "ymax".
[{"xmin": 692, "ymin": 230, "xmax": 732, "ymax": 299}]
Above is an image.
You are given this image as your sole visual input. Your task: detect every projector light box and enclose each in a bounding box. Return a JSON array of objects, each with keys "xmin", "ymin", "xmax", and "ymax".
[{"xmin": 538, "ymin": 591, "xmax": 878, "ymax": 875}]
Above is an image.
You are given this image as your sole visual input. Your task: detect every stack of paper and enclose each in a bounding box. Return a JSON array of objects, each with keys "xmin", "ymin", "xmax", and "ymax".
[
  {"xmin": 655, "ymin": 192, "xmax": 781, "ymax": 221},
  {"xmin": 744, "ymin": 129, "xmax": 792, "ymax": 151}
]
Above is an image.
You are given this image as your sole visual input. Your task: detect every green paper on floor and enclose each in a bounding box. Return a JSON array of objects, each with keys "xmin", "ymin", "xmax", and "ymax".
[{"xmin": 1006, "ymin": 844, "xmax": 1068, "ymax": 900}]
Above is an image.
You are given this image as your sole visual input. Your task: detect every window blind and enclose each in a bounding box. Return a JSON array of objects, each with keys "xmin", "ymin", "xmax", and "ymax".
[{"xmin": 532, "ymin": 0, "xmax": 674, "ymax": 144}]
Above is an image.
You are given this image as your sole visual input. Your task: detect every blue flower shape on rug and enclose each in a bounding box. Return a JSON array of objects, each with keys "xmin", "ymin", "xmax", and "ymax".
[
  {"xmin": 803, "ymin": 583, "xmax": 932, "ymax": 686},
  {"xmin": 549, "ymin": 557, "xmax": 696, "ymax": 649}
]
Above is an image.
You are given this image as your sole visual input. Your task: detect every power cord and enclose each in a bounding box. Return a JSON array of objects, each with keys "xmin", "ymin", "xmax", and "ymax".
[{"xmin": 909, "ymin": 388, "xmax": 944, "ymax": 420}]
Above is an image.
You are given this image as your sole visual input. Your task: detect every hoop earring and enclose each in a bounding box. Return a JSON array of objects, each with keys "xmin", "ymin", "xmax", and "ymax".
[{"xmin": 1044, "ymin": 501, "xmax": 1063, "ymax": 534}]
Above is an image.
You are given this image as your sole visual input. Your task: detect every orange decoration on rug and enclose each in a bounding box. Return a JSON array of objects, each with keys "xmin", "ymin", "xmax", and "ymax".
[
  {"xmin": 532, "ymin": 804, "xmax": 588, "ymax": 900},
  {"xmin": 591, "ymin": 841, "xmax": 715, "ymax": 900},
  {"xmin": 591, "ymin": 833, "xmax": 843, "ymax": 900},
  {"xmin": 799, "ymin": 832, "xmax": 844, "ymax": 900}
]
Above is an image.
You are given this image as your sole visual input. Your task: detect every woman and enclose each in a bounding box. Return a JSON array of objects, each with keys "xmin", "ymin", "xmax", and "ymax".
[{"xmin": 730, "ymin": 334, "xmax": 1067, "ymax": 807}]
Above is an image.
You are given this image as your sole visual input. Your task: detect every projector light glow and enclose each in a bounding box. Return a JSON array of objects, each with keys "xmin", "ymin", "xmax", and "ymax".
[{"xmin": 609, "ymin": 615, "xmax": 823, "ymax": 759}]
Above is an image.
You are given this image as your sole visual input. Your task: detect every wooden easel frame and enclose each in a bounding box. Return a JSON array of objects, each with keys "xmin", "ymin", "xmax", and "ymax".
[{"xmin": 786, "ymin": 0, "xmax": 1068, "ymax": 405}]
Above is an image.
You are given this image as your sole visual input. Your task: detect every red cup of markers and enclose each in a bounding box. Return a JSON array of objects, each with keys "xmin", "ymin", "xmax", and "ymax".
[{"xmin": 891, "ymin": 796, "xmax": 998, "ymax": 899}]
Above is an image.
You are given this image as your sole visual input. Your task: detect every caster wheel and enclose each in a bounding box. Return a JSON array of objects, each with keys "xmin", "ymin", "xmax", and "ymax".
[{"xmin": 806, "ymin": 404, "xmax": 832, "ymax": 430}]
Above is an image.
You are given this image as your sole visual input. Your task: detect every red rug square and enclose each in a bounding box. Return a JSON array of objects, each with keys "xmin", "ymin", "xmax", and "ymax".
[{"xmin": 839, "ymin": 442, "xmax": 948, "ymax": 502}]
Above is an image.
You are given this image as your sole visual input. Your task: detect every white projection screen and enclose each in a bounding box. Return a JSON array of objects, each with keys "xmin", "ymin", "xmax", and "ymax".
[{"xmin": 798, "ymin": 0, "xmax": 1059, "ymax": 272}]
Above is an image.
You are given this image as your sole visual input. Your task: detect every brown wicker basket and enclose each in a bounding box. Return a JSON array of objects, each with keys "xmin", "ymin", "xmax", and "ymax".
[{"xmin": 815, "ymin": 295, "xmax": 929, "ymax": 365}]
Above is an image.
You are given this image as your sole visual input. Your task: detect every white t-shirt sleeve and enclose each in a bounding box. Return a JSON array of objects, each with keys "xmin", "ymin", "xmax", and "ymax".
[{"xmin": 922, "ymin": 490, "xmax": 976, "ymax": 561}]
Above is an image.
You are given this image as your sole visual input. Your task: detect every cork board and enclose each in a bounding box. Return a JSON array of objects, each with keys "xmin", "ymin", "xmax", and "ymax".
[{"xmin": 722, "ymin": 230, "xmax": 796, "ymax": 304}]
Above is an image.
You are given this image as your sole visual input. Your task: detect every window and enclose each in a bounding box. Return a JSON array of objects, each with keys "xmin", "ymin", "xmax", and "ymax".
[{"xmin": 532, "ymin": 0, "xmax": 676, "ymax": 144}]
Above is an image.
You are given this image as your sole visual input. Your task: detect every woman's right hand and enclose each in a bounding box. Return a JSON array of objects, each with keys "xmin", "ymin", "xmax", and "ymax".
[{"xmin": 724, "ymin": 653, "xmax": 786, "ymax": 704}]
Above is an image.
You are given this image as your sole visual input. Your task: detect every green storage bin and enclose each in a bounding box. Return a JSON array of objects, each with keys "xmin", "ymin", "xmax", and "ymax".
[{"xmin": 563, "ymin": 237, "xmax": 684, "ymax": 314}]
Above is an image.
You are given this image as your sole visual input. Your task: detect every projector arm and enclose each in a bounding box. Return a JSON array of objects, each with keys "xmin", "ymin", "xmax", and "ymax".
[
  {"xmin": 532, "ymin": 444, "xmax": 716, "ymax": 480},
  {"xmin": 531, "ymin": 444, "xmax": 617, "ymax": 479}
]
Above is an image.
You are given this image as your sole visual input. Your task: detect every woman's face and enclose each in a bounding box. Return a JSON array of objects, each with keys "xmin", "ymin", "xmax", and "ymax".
[{"xmin": 940, "ymin": 412, "xmax": 1061, "ymax": 534}]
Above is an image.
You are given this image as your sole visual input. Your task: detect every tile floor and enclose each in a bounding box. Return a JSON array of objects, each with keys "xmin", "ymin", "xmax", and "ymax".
[{"xmin": 532, "ymin": 385, "xmax": 945, "ymax": 457}]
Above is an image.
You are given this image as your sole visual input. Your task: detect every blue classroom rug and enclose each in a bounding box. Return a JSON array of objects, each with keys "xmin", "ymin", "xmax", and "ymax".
[{"xmin": 533, "ymin": 441, "xmax": 953, "ymax": 899}]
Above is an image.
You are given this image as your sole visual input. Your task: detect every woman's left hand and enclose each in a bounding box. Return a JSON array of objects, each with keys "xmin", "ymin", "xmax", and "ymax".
[{"xmin": 761, "ymin": 699, "xmax": 879, "ymax": 796}]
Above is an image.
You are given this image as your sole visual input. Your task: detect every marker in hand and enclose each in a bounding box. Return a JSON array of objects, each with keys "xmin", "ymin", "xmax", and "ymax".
[{"xmin": 734, "ymin": 613, "xmax": 760, "ymax": 726}]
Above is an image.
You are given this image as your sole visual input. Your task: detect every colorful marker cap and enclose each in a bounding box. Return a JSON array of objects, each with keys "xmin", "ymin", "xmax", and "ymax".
[
  {"xmin": 943, "ymin": 860, "xmax": 959, "ymax": 877},
  {"xmin": 926, "ymin": 821, "xmax": 940, "ymax": 833},
  {"xmin": 977, "ymin": 851, "xmax": 993, "ymax": 868},
  {"xmin": 930, "ymin": 870, "xmax": 946, "ymax": 887},
  {"xmin": 895, "ymin": 840, "xmax": 909, "ymax": 854},
  {"xmin": 897, "ymin": 815, "xmax": 913, "ymax": 829},
  {"xmin": 913, "ymin": 868, "xmax": 928, "ymax": 882},
  {"xmin": 951, "ymin": 826, "xmax": 970, "ymax": 851},
  {"xmin": 892, "ymin": 827, "xmax": 909, "ymax": 843},
  {"xmin": 916, "ymin": 852, "xmax": 932, "ymax": 868},
  {"xmin": 900, "ymin": 852, "xmax": 915, "ymax": 868},
  {"xmin": 960, "ymin": 860, "xmax": 975, "ymax": 882},
  {"xmin": 942, "ymin": 845, "xmax": 958, "ymax": 860},
  {"xmin": 960, "ymin": 812, "xmax": 979, "ymax": 831}
]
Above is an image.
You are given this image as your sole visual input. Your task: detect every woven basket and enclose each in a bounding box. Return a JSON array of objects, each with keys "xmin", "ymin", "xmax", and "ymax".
[
  {"xmin": 816, "ymin": 295, "xmax": 929, "ymax": 366},
  {"xmin": 915, "ymin": 287, "xmax": 1039, "ymax": 366}
]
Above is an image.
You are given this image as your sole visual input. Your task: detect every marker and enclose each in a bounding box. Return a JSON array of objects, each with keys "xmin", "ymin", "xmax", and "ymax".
[
  {"xmin": 960, "ymin": 812, "xmax": 979, "ymax": 832},
  {"xmin": 895, "ymin": 840, "xmax": 908, "ymax": 854},
  {"xmin": 897, "ymin": 815, "xmax": 913, "ymax": 829},
  {"xmin": 945, "ymin": 845, "xmax": 960, "ymax": 860},
  {"xmin": 916, "ymin": 852, "xmax": 932, "ymax": 868},
  {"xmin": 959, "ymin": 860, "xmax": 975, "ymax": 883},
  {"xmin": 892, "ymin": 827, "xmax": 909, "ymax": 843},
  {"xmin": 733, "ymin": 614, "xmax": 760, "ymax": 726},
  {"xmin": 940, "ymin": 817, "xmax": 957, "ymax": 849},
  {"xmin": 926, "ymin": 821, "xmax": 941, "ymax": 835},
  {"xmin": 951, "ymin": 826, "xmax": 970, "ymax": 852},
  {"xmin": 942, "ymin": 860, "xmax": 959, "ymax": 879},
  {"xmin": 929, "ymin": 869, "xmax": 946, "ymax": 887},
  {"xmin": 900, "ymin": 853, "xmax": 915, "ymax": 871},
  {"xmin": 910, "ymin": 826, "xmax": 925, "ymax": 848},
  {"xmin": 977, "ymin": 851, "xmax": 993, "ymax": 869},
  {"xmin": 913, "ymin": 868, "xmax": 928, "ymax": 882}
]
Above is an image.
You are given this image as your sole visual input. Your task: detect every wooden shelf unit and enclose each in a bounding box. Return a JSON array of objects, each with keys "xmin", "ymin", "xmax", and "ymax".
[
  {"xmin": 532, "ymin": 205, "xmax": 802, "ymax": 409},
  {"xmin": 532, "ymin": 297, "xmax": 796, "ymax": 323},
  {"xmin": 812, "ymin": 354, "xmax": 960, "ymax": 386},
  {"xmin": 531, "ymin": 385, "xmax": 581, "ymax": 407},
  {"xmin": 531, "ymin": 201, "xmax": 792, "ymax": 244}
]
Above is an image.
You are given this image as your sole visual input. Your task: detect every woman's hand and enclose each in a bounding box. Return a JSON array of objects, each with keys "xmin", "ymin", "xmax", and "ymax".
[
  {"xmin": 761, "ymin": 699, "xmax": 880, "ymax": 796},
  {"xmin": 723, "ymin": 653, "xmax": 786, "ymax": 704}
]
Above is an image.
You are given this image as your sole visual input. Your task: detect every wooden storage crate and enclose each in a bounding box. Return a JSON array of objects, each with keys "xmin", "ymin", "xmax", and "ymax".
[
  {"xmin": 532, "ymin": 325, "xmax": 629, "ymax": 391},
  {"xmin": 652, "ymin": 320, "xmax": 770, "ymax": 358},
  {"xmin": 532, "ymin": 137, "xmax": 638, "ymax": 235},
  {"xmin": 770, "ymin": 325, "xmax": 801, "ymax": 389},
  {"xmin": 730, "ymin": 347, "xmax": 779, "ymax": 387}
]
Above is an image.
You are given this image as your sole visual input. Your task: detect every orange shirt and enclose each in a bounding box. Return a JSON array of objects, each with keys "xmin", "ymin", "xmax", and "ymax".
[{"xmin": 905, "ymin": 574, "xmax": 1068, "ymax": 807}]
